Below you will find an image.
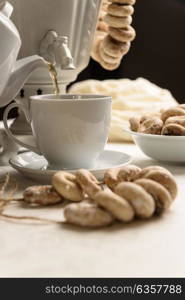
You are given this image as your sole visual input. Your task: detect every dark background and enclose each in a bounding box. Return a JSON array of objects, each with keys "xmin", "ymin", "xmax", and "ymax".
[{"xmin": 1, "ymin": 0, "xmax": 185, "ymax": 119}]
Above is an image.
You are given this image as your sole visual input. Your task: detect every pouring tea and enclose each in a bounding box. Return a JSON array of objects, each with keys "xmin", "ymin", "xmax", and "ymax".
[{"xmin": 0, "ymin": 1, "xmax": 75, "ymax": 107}]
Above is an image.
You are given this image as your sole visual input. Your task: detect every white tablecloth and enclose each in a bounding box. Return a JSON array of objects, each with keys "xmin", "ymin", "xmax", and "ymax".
[{"xmin": 0, "ymin": 141, "xmax": 184, "ymax": 278}]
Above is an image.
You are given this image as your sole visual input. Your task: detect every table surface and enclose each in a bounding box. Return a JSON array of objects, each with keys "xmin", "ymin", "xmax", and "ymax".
[{"xmin": 0, "ymin": 141, "xmax": 184, "ymax": 278}]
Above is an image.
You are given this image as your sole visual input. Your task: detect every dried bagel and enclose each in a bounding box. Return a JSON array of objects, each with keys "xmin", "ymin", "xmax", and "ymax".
[
  {"xmin": 161, "ymin": 107, "xmax": 185, "ymax": 123},
  {"xmin": 76, "ymin": 169, "xmax": 101, "ymax": 198},
  {"xmin": 92, "ymin": 0, "xmax": 136, "ymax": 70},
  {"xmin": 129, "ymin": 116, "xmax": 141, "ymax": 132},
  {"xmin": 138, "ymin": 117, "xmax": 164, "ymax": 135},
  {"xmin": 115, "ymin": 182, "xmax": 155, "ymax": 219},
  {"xmin": 143, "ymin": 170, "xmax": 177, "ymax": 200},
  {"xmin": 161, "ymin": 124, "xmax": 185, "ymax": 136},
  {"xmin": 104, "ymin": 14, "xmax": 132, "ymax": 28},
  {"xmin": 117, "ymin": 165, "xmax": 141, "ymax": 183},
  {"xmin": 165, "ymin": 116, "xmax": 185, "ymax": 127},
  {"xmin": 107, "ymin": 3, "xmax": 134, "ymax": 17},
  {"xmin": 52, "ymin": 171, "xmax": 83, "ymax": 202},
  {"xmin": 136, "ymin": 166, "xmax": 171, "ymax": 179},
  {"xmin": 109, "ymin": 26, "xmax": 136, "ymax": 43},
  {"xmin": 23, "ymin": 185, "xmax": 62, "ymax": 206},
  {"xmin": 64, "ymin": 201, "xmax": 114, "ymax": 228},
  {"xmin": 135, "ymin": 179, "xmax": 172, "ymax": 214},
  {"xmin": 102, "ymin": 35, "xmax": 130, "ymax": 57},
  {"xmin": 94, "ymin": 189, "xmax": 134, "ymax": 222}
]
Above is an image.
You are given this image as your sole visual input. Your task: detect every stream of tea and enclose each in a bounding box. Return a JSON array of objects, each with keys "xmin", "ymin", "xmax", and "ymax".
[{"xmin": 47, "ymin": 62, "xmax": 60, "ymax": 95}]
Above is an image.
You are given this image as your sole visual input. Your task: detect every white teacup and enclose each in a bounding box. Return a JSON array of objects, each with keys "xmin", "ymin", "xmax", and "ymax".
[{"xmin": 3, "ymin": 94, "xmax": 112, "ymax": 169}]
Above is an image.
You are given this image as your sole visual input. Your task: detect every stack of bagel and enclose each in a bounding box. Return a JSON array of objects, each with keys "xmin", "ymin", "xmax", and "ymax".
[{"xmin": 92, "ymin": 0, "xmax": 136, "ymax": 70}]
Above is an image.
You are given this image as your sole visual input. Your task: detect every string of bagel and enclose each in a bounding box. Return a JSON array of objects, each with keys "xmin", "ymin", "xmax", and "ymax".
[
  {"xmin": 91, "ymin": 0, "xmax": 136, "ymax": 70},
  {"xmin": 62, "ymin": 166, "xmax": 177, "ymax": 227},
  {"xmin": 0, "ymin": 165, "xmax": 177, "ymax": 228}
]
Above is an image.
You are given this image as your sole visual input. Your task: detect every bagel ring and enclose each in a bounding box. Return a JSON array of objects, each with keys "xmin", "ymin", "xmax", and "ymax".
[
  {"xmin": 161, "ymin": 107, "xmax": 185, "ymax": 123},
  {"xmin": 104, "ymin": 168, "xmax": 120, "ymax": 190},
  {"xmin": 104, "ymin": 14, "xmax": 132, "ymax": 28},
  {"xmin": 109, "ymin": 25, "xmax": 136, "ymax": 43},
  {"xmin": 115, "ymin": 182, "xmax": 155, "ymax": 219},
  {"xmin": 161, "ymin": 124, "xmax": 185, "ymax": 136},
  {"xmin": 100, "ymin": 57, "xmax": 121, "ymax": 70},
  {"xmin": 117, "ymin": 165, "xmax": 142, "ymax": 183},
  {"xmin": 135, "ymin": 179, "xmax": 172, "ymax": 214},
  {"xmin": 64, "ymin": 201, "xmax": 114, "ymax": 228},
  {"xmin": 136, "ymin": 166, "xmax": 171, "ymax": 180},
  {"xmin": 129, "ymin": 116, "xmax": 141, "ymax": 132},
  {"xmin": 143, "ymin": 170, "xmax": 178, "ymax": 200},
  {"xmin": 97, "ymin": 21, "xmax": 109, "ymax": 32},
  {"xmin": 107, "ymin": 3, "xmax": 134, "ymax": 17},
  {"xmin": 99, "ymin": 42, "xmax": 121, "ymax": 64},
  {"xmin": 138, "ymin": 117, "xmax": 164, "ymax": 135},
  {"xmin": 91, "ymin": 35, "xmax": 103, "ymax": 63},
  {"xmin": 94, "ymin": 189, "xmax": 134, "ymax": 222},
  {"xmin": 102, "ymin": 35, "xmax": 130, "ymax": 57},
  {"xmin": 23, "ymin": 185, "xmax": 62, "ymax": 206},
  {"xmin": 52, "ymin": 171, "xmax": 83, "ymax": 202},
  {"xmin": 76, "ymin": 169, "xmax": 101, "ymax": 198},
  {"xmin": 165, "ymin": 116, "xmax": 185, "ymax": 127}
]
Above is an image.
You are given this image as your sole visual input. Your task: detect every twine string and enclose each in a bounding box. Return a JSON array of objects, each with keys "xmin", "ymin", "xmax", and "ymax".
[{"xmin": 0, "ymin": 174, "xmax": 63, "ymax": 224}]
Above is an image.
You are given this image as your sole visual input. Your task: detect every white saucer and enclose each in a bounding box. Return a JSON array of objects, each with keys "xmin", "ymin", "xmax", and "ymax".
[{"xmin": 9, "ymin": 150, "xmax": 131, "ymax": 183}]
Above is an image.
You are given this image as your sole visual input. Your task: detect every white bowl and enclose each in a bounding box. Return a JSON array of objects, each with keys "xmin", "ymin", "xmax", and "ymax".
[{"xmin": 124, "ymin": 128, "xmax": 185, "ymax": 162}]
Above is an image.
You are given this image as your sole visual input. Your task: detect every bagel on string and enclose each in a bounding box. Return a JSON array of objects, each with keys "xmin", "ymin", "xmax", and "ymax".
[{"xmin": 91, "ymin": 0, "xmax": 136, "ymax": 70}]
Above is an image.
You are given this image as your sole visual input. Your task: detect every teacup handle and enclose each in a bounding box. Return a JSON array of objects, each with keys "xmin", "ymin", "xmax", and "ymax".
[{"xmin": 3, "ymin": 103, "xmax": 41, "ymax": 155}]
